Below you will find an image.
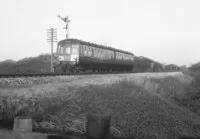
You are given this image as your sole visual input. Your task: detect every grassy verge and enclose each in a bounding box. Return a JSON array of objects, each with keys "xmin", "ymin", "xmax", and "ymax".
[
  {"xmin": 0, "ymin": 77, "xmax": 200, "ymax": 139},
  {"xmin": 181, "ymin": 64, "xmax": 200, "ymax": 116}
]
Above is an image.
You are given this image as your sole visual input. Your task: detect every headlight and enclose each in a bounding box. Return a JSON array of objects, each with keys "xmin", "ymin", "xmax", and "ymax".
[{"xmin": 70, "ymin": 55, "xmax": 79, "ymax": 61}]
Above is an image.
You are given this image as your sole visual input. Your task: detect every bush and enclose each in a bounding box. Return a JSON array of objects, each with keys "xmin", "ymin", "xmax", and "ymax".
[
  {"xmin": 181, "ymin": 62, "xmax": 200, "ymax": 116},
  {"xmin": 0, "ymin": 54, "xmax": 51, "ymax": 74}
]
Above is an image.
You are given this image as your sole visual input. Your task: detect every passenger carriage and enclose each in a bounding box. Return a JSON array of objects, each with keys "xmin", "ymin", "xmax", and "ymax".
[{"xmin": 54, "ymin": 39, "xmax": 135, "ymax": 74}]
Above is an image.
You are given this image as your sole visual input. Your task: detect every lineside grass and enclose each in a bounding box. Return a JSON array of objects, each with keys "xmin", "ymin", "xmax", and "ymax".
[
  {"xmin": 181, "ymin": 64, "xmax": 200, "ymax": 116},
  {"xmin": 0, "ymin": 78, "xmax": 200, "ymax": 139}
]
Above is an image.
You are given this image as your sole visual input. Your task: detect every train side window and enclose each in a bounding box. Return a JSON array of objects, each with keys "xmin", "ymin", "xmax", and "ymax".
[
  {"xmin": 101, "ymin": 49, "xmax": 104, "ymax": 59},
  {"xmin": 106, "ymin": 50, "xmax": 108, "ymax": 59},
  {"xmin": 98, "ymin": 49, "xmax": 101, "ymax": 58},
  {"xmin": 99, "ymin": 49, "xmax": 101, "ymax": 58},
  {"xmin": 82, "ymin": 45, "xmax": 85, "ymax": 53},
  {"xmin": 84, "ymin": 45, "xmax": 87, "ymax": 50},
  {"xmin": 98, "ymin": 49, "xmax": 100, "ymax": 58},
  {"xmin": 81, "ymin": 45, "xmax": 84, "ymax": 54},
  {"xmin": 91, "ymin": 48, "xmax": 94, "ymax": 57},
  {"xmin": 107, "ymin": 51, "xmax": 110, "ymax": 59},
  {"xmin": 111, "ymin": 52, "xmax": 114, "ymax": 59},
  {"xmin": 88, "ymin": 47, "xmax": 90, "ymax": 56},
  {"xmin": 94, "ymin": 48, "xmax": 97, "ymax": 57},
  {"xmin": 93, "ymin": 48, "xmax": 95, "ymax": 57},
  {"xmin": 80, "ymin": 45, "xmax": 83, "ymax": 54},
  {"xmin": 104, "ymin": 50, "xmax": 106, "ymax": 59},
  {"xmin": 83, "ymin": 45, "xmax": 87, "ymax": 56},
  {"xmin": 88, "ymin": 46, "xmax": 90, "ymax": 56},
  {"xmin": 60, "ymin": 47, "xmax": 64, "ymax": 54},
  {"xmin": 100, "ymin": 49, "xmax": 103, "ymax": 59},
  {"xmin": 95, "ymin": 48, "xmax": 98, "ymax": 58},
  {"xmin": 88, "ymin": 47, "xmax": 91, "ymax": 56},
  {"xmin": 96, "ymin": 48, "xmax": 98, "ymax": 58},
  {"xmin": 102, "ymin": 49, "xmax": 105, "ymax": 59},
  {"xmin": 96, "ymin": 48, "xmax": 99, "ymax": 58},
  {"xmin": 87, "ymin": 47, "xmax": 89, "ymax": 56}
]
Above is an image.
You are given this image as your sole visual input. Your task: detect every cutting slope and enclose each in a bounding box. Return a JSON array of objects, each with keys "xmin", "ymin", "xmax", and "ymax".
[{"xmin": 0, "ymin": 72, "xmax": 200, "ymax": 139}]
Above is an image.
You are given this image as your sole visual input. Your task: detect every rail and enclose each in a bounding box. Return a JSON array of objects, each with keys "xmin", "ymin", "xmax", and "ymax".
[{"xmin": 0, "ymin": 71, "xmax": 135, "ymax": 78}]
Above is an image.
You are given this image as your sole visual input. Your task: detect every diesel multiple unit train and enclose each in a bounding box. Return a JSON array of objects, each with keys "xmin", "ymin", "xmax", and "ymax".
[{"xmin": 54, "ymin": 39, "xmax": 135, "ymax": 74}]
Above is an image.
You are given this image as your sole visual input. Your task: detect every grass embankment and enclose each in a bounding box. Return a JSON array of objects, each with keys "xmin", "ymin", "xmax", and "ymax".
[
  {"xmin": 0, "ymin": 74, "xmax": 200, "ymax": 139},
  {"xmin": 180, "ymin": 63, "xmax": 200, "ymax": 116}
]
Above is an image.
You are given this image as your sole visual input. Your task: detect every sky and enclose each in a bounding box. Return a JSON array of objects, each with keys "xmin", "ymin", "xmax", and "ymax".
[{"xmin": 0, "ymin": 0, "xmax": 200, "ymax": 66}]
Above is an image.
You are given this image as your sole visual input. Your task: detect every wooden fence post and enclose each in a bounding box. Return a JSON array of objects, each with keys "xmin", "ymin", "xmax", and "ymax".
[
  {"xmin": 86, "ymin": 113, "xmax": 111, "ymax": 139},
  {"xmin": 13, "ymin": 117, "xmax": 32, "ymax": 132}
]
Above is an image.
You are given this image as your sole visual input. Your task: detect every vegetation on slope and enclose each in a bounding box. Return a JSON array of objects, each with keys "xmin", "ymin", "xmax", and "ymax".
[
  {"xmin": 0, "ymin": 76, "xmax": 200, "ymax": 138},
  {"xmin": 0, "ymin": 54, "xmax": 51, "ymax": 74},
  {"xmin": 132, "ymin": 56, "xmax": 180, "ymax": 72},
  {"xmin": 180, "ymin": 62, "xmax": 200, "ymax": 116},
  {"xmin": 0, "ymin": 54, "xmax": 180, "ymax": 74}
]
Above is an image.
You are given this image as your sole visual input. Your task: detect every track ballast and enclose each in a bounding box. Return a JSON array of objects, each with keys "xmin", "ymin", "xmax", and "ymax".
[{"xmin": 0, "ymin": 71, "xmax": 134, "ymax": 78}]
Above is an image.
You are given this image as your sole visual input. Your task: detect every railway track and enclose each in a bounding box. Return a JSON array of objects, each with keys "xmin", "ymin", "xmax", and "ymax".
[
  {"xmin": 0, "ymin": 71, "xmax": 134, "ymax": 78},
  {"xmin": 0, "ymin": 73, "xmax": 65, "ymax": 78}
]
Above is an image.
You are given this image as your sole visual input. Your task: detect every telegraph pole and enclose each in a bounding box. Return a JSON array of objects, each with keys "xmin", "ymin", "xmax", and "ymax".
[
  {"xmin": 57, "ymin": 15, "xmax": 70, "ymax": 39},
  {"xmin": 47, "ymin": 28, "xmax": 57, "ymax": 72}
]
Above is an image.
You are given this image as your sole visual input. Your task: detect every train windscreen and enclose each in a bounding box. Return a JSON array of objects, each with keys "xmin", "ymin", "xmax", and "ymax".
[{"xmin": 58, "ymin": 44, "xmax": 71, "ymax": 54}]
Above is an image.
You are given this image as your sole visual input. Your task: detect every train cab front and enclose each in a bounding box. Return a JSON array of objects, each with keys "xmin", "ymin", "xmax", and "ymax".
[{"xmin": 56, "ymin": 40, "xmax": 79, "ymax": 74}]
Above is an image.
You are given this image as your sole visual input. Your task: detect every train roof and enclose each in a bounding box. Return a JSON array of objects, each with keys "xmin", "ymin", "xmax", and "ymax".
[{"xmin": 58, "ymin": 38, "xmax": 134, "ymax": 55}]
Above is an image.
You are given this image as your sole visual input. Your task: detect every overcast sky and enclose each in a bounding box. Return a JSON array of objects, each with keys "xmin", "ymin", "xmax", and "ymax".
[{"xmin": 0, "ymin": 0, "xmax": 200, "ymax": 66}]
